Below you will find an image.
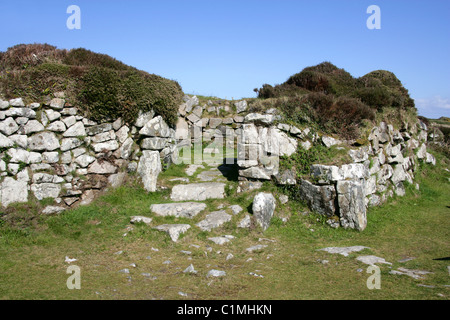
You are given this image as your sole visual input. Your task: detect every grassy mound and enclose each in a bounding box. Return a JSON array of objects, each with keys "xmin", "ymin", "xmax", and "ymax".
[
  {"xmin": 254, "ymin": 62, "xmax": 417, "ymax": 139},
  {"xmin": 0, "ymin": 44, "xmax": 183, "ymax": 126}
]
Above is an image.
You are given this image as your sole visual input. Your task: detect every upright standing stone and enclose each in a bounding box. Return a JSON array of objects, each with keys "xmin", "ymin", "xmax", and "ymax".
[
  {"xmin": 252, "ymin": 192, "xmax": 276, "ymax": 231},
  {"xmin": 137, "ymin": 150, "xmax": 162, "ymax": 192},
  {"xmin": 336, "ymin": 180, "xmax": 367, "ymax": 231}
]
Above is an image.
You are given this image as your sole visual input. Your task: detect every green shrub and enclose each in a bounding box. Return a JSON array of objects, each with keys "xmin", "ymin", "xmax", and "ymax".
[{"xmin": 0, "ymin": 44, "xmax": 183, "ymax": 126}]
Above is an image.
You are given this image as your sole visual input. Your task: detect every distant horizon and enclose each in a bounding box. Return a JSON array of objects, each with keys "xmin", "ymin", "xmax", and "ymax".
[{"xmin": 1, "ymin": 0, "xmax": 449, "ymax": 119}]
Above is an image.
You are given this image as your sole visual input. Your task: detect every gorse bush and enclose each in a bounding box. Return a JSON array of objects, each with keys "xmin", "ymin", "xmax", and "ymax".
[{"xmin": 0, "ymin": 44, "xmax": 183, "ymax": 126}]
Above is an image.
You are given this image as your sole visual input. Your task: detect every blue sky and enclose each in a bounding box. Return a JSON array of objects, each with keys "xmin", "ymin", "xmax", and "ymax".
[{"xmin": 0, "ymin": 0, "xmax": 449, "ymax": 118}]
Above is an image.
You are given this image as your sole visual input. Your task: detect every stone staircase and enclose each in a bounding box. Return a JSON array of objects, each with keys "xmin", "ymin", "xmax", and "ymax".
[{"xmin": 138, "ymin": 162, "xmax": 249, "ymax": 242}]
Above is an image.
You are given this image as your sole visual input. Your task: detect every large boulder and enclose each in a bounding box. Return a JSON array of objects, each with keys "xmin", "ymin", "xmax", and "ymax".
[{"xmin": 252, "ymin": 192, "xmax": 276, "ymax": 231}]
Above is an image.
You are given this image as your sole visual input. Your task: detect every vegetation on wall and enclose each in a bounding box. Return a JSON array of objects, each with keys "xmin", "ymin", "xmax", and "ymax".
[
  {"xmin": 254, "ymin": 62, "xmax": 417, "ymax": 139},
  {"xmin": 0, "ymin": 44, "xmax": 183, "ymax": 126}
]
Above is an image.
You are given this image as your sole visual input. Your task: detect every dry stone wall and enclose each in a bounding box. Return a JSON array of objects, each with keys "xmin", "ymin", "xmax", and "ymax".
[
  {"xmin": 0, "ymin": 95, "xmax": 177, "ymax": 211},
  {"xmin": 238, "ymin": 111, "xmax": 436, "ymax": 231}
]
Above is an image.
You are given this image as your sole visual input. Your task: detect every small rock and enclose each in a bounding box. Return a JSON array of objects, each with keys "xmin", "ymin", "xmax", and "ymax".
[
  {"xmin": 119, "ymin": 269, "xmax": 130, "ymax": 274},
  {"xmin": 183, "ymin": 264, "xmax": 198, "ymax": 274},
  {"xmin": 207, "ymin": 269, "xmax": 226, "ymax": 278}
]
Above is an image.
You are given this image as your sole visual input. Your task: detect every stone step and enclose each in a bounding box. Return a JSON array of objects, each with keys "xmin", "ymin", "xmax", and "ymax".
[
  {"xmin": 196, "ymin": 210, "xmax": 232, "ymax": 232},
  {"xmin": 150, "ymin": 202, "xmax": 207, "ymax": 218},
  {"xmin": 170, "ymin": 182, "xmax": 226, "ymax": 201}
]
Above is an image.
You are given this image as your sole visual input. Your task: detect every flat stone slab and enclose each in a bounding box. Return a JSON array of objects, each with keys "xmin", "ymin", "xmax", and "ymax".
[
  {"xmin": 207, "ymin": 269, "xmax": 226, "ymax": 278},
  {"xmin": 356, "ymin": 255, "xmax": 392, "ymax": 266},
  {"xmin": 389, "ymin": 267, "xmax": 433, "ymax": 280},
  {"xmin": 196, "ymin": 210, "xmax": 232, "ymax": 232},
  {"xmin": 246, "ymin": 244, "xmax": 268, "ymax": 253},
  {"xmin": 150, "ymin": 202, "xmax": 207, "ymax": 219},
  {"xmin": 208, "ymin": 235, "xmax": 234, "ymax": 245},
  {"xmin": 318, "ymin": 246, "xmax": 370, "ymax": 257},
  {"xmin": 154, "ymin": 224, "xmax": 191, "ymax": 242},
  {"xmin": 170, "ymin": 183, "xmax": 226, "ymax": 201}
]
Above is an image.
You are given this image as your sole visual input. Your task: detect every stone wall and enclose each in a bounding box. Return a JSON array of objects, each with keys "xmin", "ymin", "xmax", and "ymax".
[
  {"xmin": 0, "ymin": 95, "xmax": 177, "ymax": 211},
  {"xmin": 238, "ymin": 112, "xmax": 436, "ymax": 231}
]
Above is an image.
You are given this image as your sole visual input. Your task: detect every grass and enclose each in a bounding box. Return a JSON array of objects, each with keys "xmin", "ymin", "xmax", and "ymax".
[{"xmin": 0, "ymin": 149, "xmax": 449, "ymax": 300}]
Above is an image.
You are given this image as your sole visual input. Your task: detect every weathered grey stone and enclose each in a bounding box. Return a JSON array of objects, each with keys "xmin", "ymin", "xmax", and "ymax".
[
  {"xmin": 238, "ymin": 215, "xmax": 251, "ymax": 228},
  {"xmin": 88, "ymin": 160, "xmax": 118, "ymax": 174},
  {"xmin": 322, "ymin": 135, "xmax": 342, "ymax": 148},
  {"xmin": 150, "ymin": 202, "xmax": 207, "ymax": 219},
  {"xmin": 92, "ymin": 140, "xmax": 119, "ymax": 152},
  {"xmin": 42, "ymin": 206, "xmax": 66, "ymax": 215},
  {"xmin": 135, "ymin": 110, "xmax": 155, "ymax": 128},
  {"xmin": 209, "ymin": 118, "xmax": 223, "ymax": 129},
  {"xmin": 107, "ymin": 172, "xmax": 127, "ymax": 188},
  {"xmin": 170, "ymin": 183, "xmax": 226, "ymax": 201},
  {"xmin": 116, "ymin": 126, "xmax": 130, "ymax": 144},
  {"xmin": 62, "ymin": 116, "xmax": 77, "ymax": 128},
  {"xmin": 310, "ymin": 164, "xmax": 369, "ymax": 184},
  {"xmin": 86, "ymin": 123, "xmax": 113, "ymax": 136},
  {"xmin": 27, "ymin": 132, "xmax": 60, "ymax": 151},
  {"xmin": 0, "ymin": 100, "xmax": 10, "ymax": 110},
  {"xmin": 337, "ymin": 180, "xmax": 367, "ymax": 231},
  {"xmin": 253, "ymin": 192, "xmax": 276, "ymax": 231},
  {"xmin": 356, "ymin": 255, "xmax": 392, "ymax": 266},
  {"xmin": 235, "ymin": 100, "xmax": 248, "ymax": 113},
  {"xmin": 5, "ymin": 107, "xmax": 36, "ymax": 119},
  {"xmin": 391, "ymin": 164, "xmax": 407, "ymax": 184},
  {"xmin": 75, "ymin": 154, "xmax": 96, "ymax": 168},
  {"xmin": 298, "ymin": 179, "xmax": 336, "ymax": 217},
  {"xmin": 237, "ymin": 180, "xmax": 263, "ymax": 193},
  {"xmin": 45, "ymin": 109, "xmax": 61, "ymax": 122},
  {"xmin": 239, "ymin": 166, "xmax": 274, "ymax": 180},
  {"xmin": 0, "ymin": 117, "xmax": 19, "ymax": 136},
  {"xmin": 31, "ymin": 183, "xmax": 61, "ymax": 200},
  {"xmin": 15, "ymin": 117, "xmax": 29, "ymax": 126},
  {"xmin": 0, "ymin": 177, "xmax": 28, "ymax": 207},
  {"xmin": 9, "ymin": 98, "xmax": 25, "ymax": 107},
  {"xmin": 349, "ymin": 147, "xmax": 370, "ymax": 163},
  {"xmin": 244, "ymin": 113, "xmax": 281, "ymax": 125},
  {"xmin": 318, "ymin": 246, "xmax": 370, "ymax": 257},
  {"xmin": 91, "ymin": 130, "xmax": 115, "ymax": 143},
  {"xmin": 196, "ymin": 210, "xmax": 232, "ymax": 231},
  {"xmin": 0, "ymin": 133, "xmax": 14, "ymax": 148},
  {"xmin": 184, "ymin": 96, "xmax": 199, "ymax": 113},
  {"xmin": 389, "ymin": 267, "xmax": 432, "ymax": 280},
  {"xmin": 63, "ymin": 121, "xmax": 86, "ymax": 137},
  {"xmin": 137, "ymin": 150, "xmax": 162, "ymax": 192},
  {"xmin": 49, "ymin": 98, "xmax": 65, "ymax": 110},
  {"xmin": 183, "ymin": 264, "xmax": 198, "ymax": 274},
  {"xmin": 46, "ymin": 120, "xmax": 66, "ymax": 132},
  {"xmin": 139, "ymin": 116, "xmax": 171, "ymax": 137},
  {"xmin": 20, "ymin": 120, "xmax": 44, "ymax": 135},
  {"xmin": 60, "ymin": 138, "xmax": 82, "ymax": 151},
  {"xmin": 275, "ymin": 169, "xmax": 297, "ymax": 185},
  {"xmin": 425, "ymin": 152, "xmax": 436, "ymax": 165},
  {"xmin": 42, "ymin": 152, "xmax": 59, "ymax": 164},
  {"xmin": 259, "ymin": 127, "xmax": 297, "ymax": 157},
  {"xmin": 246, "ymin": 244, "xmax": 267, "ymax": 253},
  {"xmin": 207, "ymin": 269, "xmax": 226, "ymax": 278},
  {"xmin": 175, "ymin": 118, "xmax": 189, "ymax": 140},
  {"xmin": 130, "ymin": 216, "xmax": 153, "ymax": 225},
  {"xmin": 154, "ymin": 224, "xmax": 191, "ymax": 242},
  {"xmin": 115, "ymin": 137, "xmax": 134, "ymax": 159},
  {"xmin": 208, "ymin": 237, "xmax": 231, "ymax": 245},
  {"xmin": 229, "ymin": 204, "xmax": 243, "ymax": 215},
  {"xmin": 141, "ymin": 137, "xmax": 169, "ymax": 150}
]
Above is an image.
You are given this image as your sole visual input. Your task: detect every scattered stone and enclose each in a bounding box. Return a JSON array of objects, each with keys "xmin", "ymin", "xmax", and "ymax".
[
  {"xmin": 318, "ymin": 246, "xmax": 370, "ymax": 257},
  {"xmin": 389, "ymin": 267, "xmax": 433, "ymax": 280},
  {"xmin": 118, "ymin": 269, "xmax": 130, "ymax": 274},
  {"xmin": 229, "ymin": 204, "xmax": 243, "ymax": 215},
  {"xmin": 207, "ymin": 269, "xmax": 226, "ymax": 278},
  {"xmin": 356, "ymin": 255, "xmax": 392, "ymax": 266},
  {"xmin": 398, "ymin": 257, "xmax": 416, "ymax": 263},
  {"xmin": 208, "ymin": 237, "xmax": 231, "ymax": 245},
  {"xmin": 246, "ymin": 245, "xmax": 268, "ymax": 253},
  {"xmin": 183, "ymin": 264, "xmax": 198, "ymax": 274},
  {"xmin": 226, "ymin": 253, "xmax": 234, "ymax": 261},
  {"xmin": 130, "ymin": 216, "xmax": 153, "ymax": 225},
  {"xmin": 154, "ymin": 224, "xmax": 191, "ymax": 242},
  {"xmin": 249, "ymin": 272, "xmax": 264, "ymax": 278},
  {"xmin": 42, "ymin": 206, "xmax": 66, "ymax": 215},
  {"xmin": 238, "ymin": 215, "xmax": 251, "ymax": 229},
  {"xmin": 196, "ymin": 210, "xmax": 232, "ymax": 232}
]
